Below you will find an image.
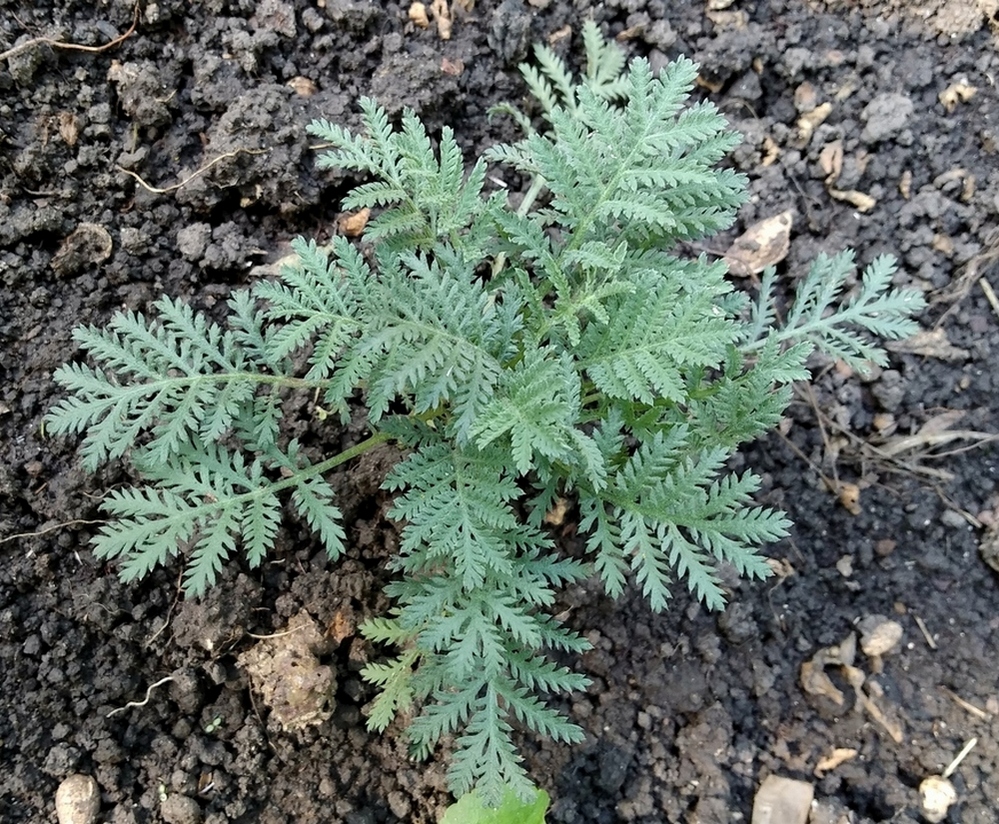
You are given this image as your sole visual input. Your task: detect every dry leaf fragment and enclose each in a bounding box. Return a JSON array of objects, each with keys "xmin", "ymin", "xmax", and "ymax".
[
  {"xmin": 696, "ymin": 73, "xmax": 724, "ymax": 93},
  {"xmin": 800, "ymin": 633, "xmax": 857, "ymax": 706},
  {"xmin": 825, "ymin": 479, "xmax": 861, "ymax": 514},
  {"xmin": 939, "ymin": 81, "xmax": 977, "ymax": 113},
  {"xmin": 543, "ymin": 497, "xmax": 570, "ymax": 526},
  {"xmin": 327, "ymin": 606, "xmax": 356, "ymax": 644},
  {"xmin": 547, "ymin": 25, "xmax": 572, "ymax": 46},
  {"xmin": 917, "ymin": 409, "xmax": 965, "ymax": 437},
  {"xmin": 828, "ymin": 188, "xmax": 877, "ymax": 212},
  {"xmin": 58, "ymin": 112, "xmax": 80, "ymax": 146},
  {"xmin": 814, "ymin": 748, "xmax": 858, "ymax": 777},
  {"xmin": 886, "ymin": 327, "xmax": 969, "ymax": 361},
  {"xmin": 616, "ymin": 23, "xmax": 646, "ymax": 40},
  {"xmin": 765, "ymin": 557, "xmax": 795, "ymax": 580},
  {"xmin": 800, "ymin": 660, "xmax": 846, "ymax": 705},
  {"xmin": 723, "ymin": 209, "xmax": 793, "ymax": 276}
]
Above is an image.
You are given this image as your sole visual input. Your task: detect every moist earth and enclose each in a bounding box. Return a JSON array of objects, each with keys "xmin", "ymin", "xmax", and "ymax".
[{"xmin": 2, "ymin": 1, "xmax": 999, "ymax": 822}]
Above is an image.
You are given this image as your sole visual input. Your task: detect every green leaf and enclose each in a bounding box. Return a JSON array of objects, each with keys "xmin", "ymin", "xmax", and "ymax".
[
  {"xmin": 46, "ymin": 297, "xmax": 264, "ymax": 471},
  {"xmin": 441, "ymin": 786, "xmax": 550, "ymax": 824},
  {"xmin": 471, "ymin": 351, "xmax": 579, "ymax": 475}
]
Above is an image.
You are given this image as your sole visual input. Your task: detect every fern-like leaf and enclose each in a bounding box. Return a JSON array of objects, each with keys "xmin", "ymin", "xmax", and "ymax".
[
  {"xmin": 46, "ymin": 297, "xmax": 270, "ymax": 471},
  {"xmin": 758, "ymin": 251, "xmax": 926, "ymax": 372}
]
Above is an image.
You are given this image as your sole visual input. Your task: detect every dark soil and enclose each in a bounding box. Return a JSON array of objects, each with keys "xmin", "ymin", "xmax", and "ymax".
[{"xmin": 2, "ymin": 1, "xmax": 999, "ymax": 822}]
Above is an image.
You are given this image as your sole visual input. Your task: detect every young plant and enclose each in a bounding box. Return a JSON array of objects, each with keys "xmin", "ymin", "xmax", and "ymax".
[{"xmin": 46, "ymin": 23, "xmax": 924, "ymax": 807}]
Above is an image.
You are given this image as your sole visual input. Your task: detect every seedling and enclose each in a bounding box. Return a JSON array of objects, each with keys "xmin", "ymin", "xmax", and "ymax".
[{"xmin": 47, "ymin": 23, "xmax": 924, "ymax": 805}]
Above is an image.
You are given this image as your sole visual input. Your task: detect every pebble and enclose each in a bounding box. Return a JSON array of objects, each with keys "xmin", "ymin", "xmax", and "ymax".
[
  {"xmin": 752, "ymin": 774, "xmax": 813, "ymax": 824},
  {"xmin": 55, "ymin": 774, "xmax": 100, "ymax": 824},
  {"xmin": 161, "ymin": 793, "xmax": 202, "ymax": 824}
]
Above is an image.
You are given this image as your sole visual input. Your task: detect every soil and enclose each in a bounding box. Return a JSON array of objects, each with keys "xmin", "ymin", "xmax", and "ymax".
[{"xmin": 2, "ymin": 1, "xmax": 999, "ymax": 822}]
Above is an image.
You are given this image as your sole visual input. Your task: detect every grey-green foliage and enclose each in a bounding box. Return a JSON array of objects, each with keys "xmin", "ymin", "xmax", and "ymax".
[{"xmin": 46, "ymin": 21, "xmax": 925, "ymax": 805}]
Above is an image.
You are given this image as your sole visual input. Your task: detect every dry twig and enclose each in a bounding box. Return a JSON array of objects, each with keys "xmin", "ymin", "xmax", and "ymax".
[
  {"xmin": 0, "ymin": 4, "xmax": 138, "ymax": 63},
  {"xmin": 0, "ymin": 519, "xmax": 106, "ymax": 545},
  {"xmin": 979, "ymin": 276, "xmax": 999, "ymax": 321},
  {"xmin": 941, "ymin": 688, "xmax": 990, "ymax": 721},
  {"xmin": 106, "ymin": 676, "xmax": 176, "ymax": 718},
  {"xmin": 117, "ymin": 147, "xmax": 270, "ymax": 194}
]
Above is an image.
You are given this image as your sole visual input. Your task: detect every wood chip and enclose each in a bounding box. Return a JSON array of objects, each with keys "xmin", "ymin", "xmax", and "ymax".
[
  {"xmin": 797, "ymin": 101, "xmax": 832, "ymax": 143},
  {"xmin": 762, "ymin": 135, "xmax": 780, "ymax": 166},
  {"xmin": 899, "ymin": 169, "xmax": 912, "ymax": 199},
  {"xmin": 912, "ymin": 614, "xmax": 938, "ymax": 650},
  {"xmin": 408, "ymin": 2, "xmax": 430, "ymax": 28},
  {"xmin": 58, "ymin": 112, "xmax": 80, "ymax": 146},
  {"xmin": 886, "ymin": 327, "xmax": 969, "ymax": 361},
  {"xmin": 980, "ymin": 276, "xmax": 999, "ymax": 320},
  {"xmin": 814, "ymin": 748, "xmax": 858, "ymax": 777},
  {"xmin": 723, "ymin": 209, "xmax": 793, "ymax": 276},
  {"xmin": 430, "ymin": 0, "xmax": 452, "ymax": 39},
  {"xmin": 941, "ymin": 687, "xmax": 990, "ymax": 720},
  {"xmin": 828, "ymin": 188, "xmax": 877, "ymax": 212},
  {"xmin": 819, "ymin": 140, "xmax": 843, "ymax": 184}
]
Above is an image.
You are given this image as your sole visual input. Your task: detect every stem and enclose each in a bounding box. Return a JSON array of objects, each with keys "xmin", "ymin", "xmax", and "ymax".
[
  {"xmin": 491, "ymin": 173, "xmax": 550, "ymax": 278},
  {"xmin": 285, "ymin": 430, "xmax": 394, "ymax": 486},
  {"xmin": 517, "ymin": 174, "xmax": 548, "ymax": 217}
]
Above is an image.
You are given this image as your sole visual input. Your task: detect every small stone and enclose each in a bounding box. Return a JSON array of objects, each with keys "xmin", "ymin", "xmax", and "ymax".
[
  {"xmin": 861, "ymin": 93, "xmax": 915, "ymax": 142},
  {"xmin": 752, "ymin": 775, "xmax": 813, "ymax": 824},
  {"xmin": 55, "ymin": 774, "xmax": 100, "ymax": 824},
  {"xmin": 919, "ymin": 775, "xmax": 956, "ymax": 823},
  {"xmin": 176, "ymin": 223, "xmax": 212, "ymax": 263},
  {"xmin": 858, "ymin": 616, "xmax": 903, "ymax": 657},
  {"xmin": 161, "ymin": 793, "xmax": 202, "ymax": 824},
  {"xmin": 386, "ymin": 791, "xmax": 411, "ymax": 819}
]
